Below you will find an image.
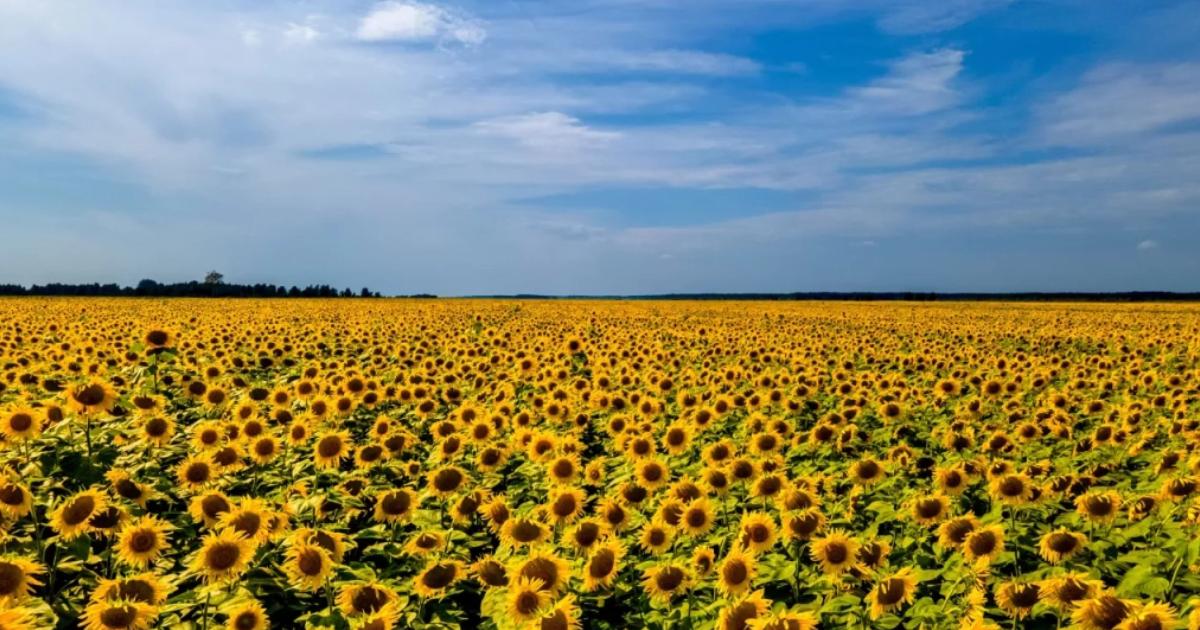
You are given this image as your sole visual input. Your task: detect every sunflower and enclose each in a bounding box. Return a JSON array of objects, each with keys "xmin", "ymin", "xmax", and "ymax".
[
  {"xmin": 717, "ymin": 547, "xmax": 757, "ymax": 596},
  {"xmin": 597, "ymin": 498, "xmax": 631, "ymax": 532},
  {"xmin": 535, "ymin": 595, "xmax": 582, "ymax": 630},
  {"xmin": 1116, "ymin": 602, "xmax": 1177, "ymax": 630},
  {"xmin": 719, "ymin": 590, "xmax": 771, "ymax": 630},
  {"xmin": 582, "ymin": 541, "xmax": 623, "ymax": 592},
  {"xmin": 642, "ymin": 563, "xmax": 691, "ymax": 603},
  {"xmin": 936, "ymin": 514, "xmax": 981, "ymax": 549},
  {"xmin": 935, "ymin": 466, "xmax": 970, "ymax": 495},
  {"xmin": 88, "ymin": 506, "xmax": 130, "ymax": 538},
  {"xmin": 1, "ymin": 407, "xmax": 41, "ymax": 440},
  {"xmin": 850, "ymin": 458, "xmax": 886, "ymax": 485},
  {"xmin": 565, "ymin": 518, "xmax": 607, "ymax": 553},
  {"xmin": 223, "ymin": 600, "xmax": 269, "ymax": 630},
  {"xmin": 176, "ymin": 455, "xmax": 215, "ymax": 491},
  {"xmin": 910, "ymin": 495, "xmax": 951, "ymax": 525},
  {"xmin": 473, "ymin": 555, "xmax": 509, "ymax": 588},
  {"xmin": 249, "ymin": 435, "xmax": 280, "ymax": 465},
  {"xmin": 287, "ymin": 419, "xmax": 312, "ymax": 445},
  {"xmin": 989, "ymin": 473, "xmax": 1034, "ymax": 506},
  {"xmin": 1076, "ymin": 491, "xmax": 1123, "ymax": 524},
  {"xmin": 635, "ymin": 459, "xmax": 670, "ymax": 491},
  {"xmin": 0, "ymin": 482, "xmax": 32, "ymax": 518},
  {"xmin": 995, "ymin": 580, "xmax": 1040, "ymax": 619},
  {"xmin": 192, "ymin": 529, "xmax": 256, "ymax": 583},
  {"xmin": 867, "ymin": 568, "xmax": 918, "ymax": 619},
  {"xmin": 746, "ymin": 611, "xmax": 819, "ymax": 630},
  {"xmin": 92, "ymin": 573, "xmax": 170, "ymax": 607},
  {"xmin": 782, "ymin": 508, "xmax": 826, "ymax": 541},
  {"xmin": 498, "ymin": 516, "xmax": 550, "ymax": 548},
  {"xmin": 141, "ymin": 328, "xmax": 175, "ymax": 349},
  {"xmin": 373, "ymin": 488, "xmax": 418, "ymax": 524},
  {"xmin": 856, "ymin": 539, "xmax": 892, "ymax": 575},
  {"xmin": 546, "ymin": 455, "xmax": 581, "ymax": 486},
  {"xmin": 50, "ymin": 488, "xmax": 106, "ymax": 540},
  {"xmin": 313, "ymin": 431, "xmax": 352, "ymax": 469},
  {"xmin": 0, "ymin": 607, "xmax": 33, "ymax": 630},
  {"xmin": 187, "ymin": 491, "xmax": 232, "ymax": 528},
  {"xmin": 546, "ymin": 487, "xmax": 586, "ymax": 525},
  {"xmin": 639, "ymin": 520, "xmax": 674, "ymax": 555},
  {"xmin": 737, "ymin": 512, "xmax": 777, "ymax": 554},
  {"xmin": 338, "ymin": 582, "xmax": 396, "ymax": 616},
  {"xmin": 1039, "ymin": 572, "xmax": 1104, "ymax": 610},
  {"xmin": 679, "ymin": 498, "xmax": 715, "ymax": 537},
  {"xmin": 413, "ymin": 559, "xmax": 466, "ymax": 599},
  {"xmin": 405, "ymin": 531, "xmax": 447, "ymax": 556},
  {"xmin": 692, "ymin": 546, "xmax": 716, "ymax": 579},
  {"xmin": 81, "ymin": 599, "xmax": 155, "ymax": 630},
  {"xmin": 513, "ymin": 550, "xmax": 571, "ymax": 595},
  {"xmin": 811, "ymin": 530, "xmax": 860, "ymax": 576},
  {"xmin": 507, "ymin": 577, "xmax": 552, "ymax": 622},
  {"xmin": 963, "ymin": 525, "xmax": 1005, "ymax": 562},
  {"xmin": 1039, "ymin": 528, "xmax": 1088, "ymax": 564},
  {"xmin": 218, "ymin": 498, "xmax": 273, "ymax": 545},
  {"xmin": 105, "ymin": 470, "xmax": 151, "ymax": 509},
  {"xmin": 0, "ymin": 557, "xmax": 43, "ymax": 602},
  {"xmin": 115, "ymin": 516, "xmax": 172, "ymax": 568},
  {"xmin": 68, "ymin": 378, "xmax": 118, "ymax": 414},
  {"xmin": 139, "ymin": 416, "xmax": 174, "ymax": 446},
  {"xmin": 284, "ymin": 542, "xmax": 333, "ymax": 591},
  {"xmin": 427, "ymin": 466, "xmax": 469, "ymax": 497},
  {"xmin": 1073, "ymin": 595, "xmax": 1135, "ymax": 630}
]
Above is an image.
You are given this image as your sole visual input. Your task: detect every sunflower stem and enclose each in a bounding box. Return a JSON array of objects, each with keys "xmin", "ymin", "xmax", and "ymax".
[
  {"xmin": 1166, "ymin": 556, "xmax": 1184, "ymax": 599},
  {"xmin": 200, "ymin": 589, "xmax": 211, "ymax": 630}
]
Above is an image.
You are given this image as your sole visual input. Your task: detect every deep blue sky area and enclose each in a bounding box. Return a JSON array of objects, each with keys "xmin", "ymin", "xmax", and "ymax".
[{"xmin": 1, "ymin": 0, "xmax": 1199, "ymax": 295}]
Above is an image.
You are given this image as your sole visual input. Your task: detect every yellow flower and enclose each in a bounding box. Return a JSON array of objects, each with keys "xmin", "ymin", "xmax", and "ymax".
[
  {"xmin": 116, "ymin": 516, "xmax": 172, "ymax": 567},
  {"xmin": 642, "ymin": 563, "xmax": 690, "ymax": 603},
  {"xmin": 0, "ymin": 557, "xmax": 43, "ymax": 603},
  {"xmin": 811, "ymin": 530, "xmax": 860, "ymax": 576},
  {"xmin": 1039, "ymin": 528, "xmax": 1088, "ymax": 564},
  {"xmin": 582, "ymin": 541, "xmax": 623, "ymax": 592},
  {"xmin": 223, "ymin": 600, "xmax": 269, "ymax": 630},
  {"xmin": 866, "ymin": 568, "xmax": 917, "ymax": 619},
  {"xmin": 284, "ymin": 542, "xmax": 334, "ymax": 591},
  {"xmin": 412, "ymin": 559, "xmax": 465, "ymax": 599},
  {"xmin": 507, "ymin": 577, "xmax": 552, "ymax": 622},
  {"xmin": 82, "ymin": 599, "xmax": 156, "ymax": 630},
  {"xmin": 1, "ymin": 407, "xmax": 41, "ymax": 440},
  {"xmin": 717, "ymin": 547, "xmax": 757, "ymax": 596},
  {"xmin": 192, "ymin": 529, "xmax": 255, "ymax": 584},
  {"xmin": 50, "ymin": 489, "xmax": 107, "ymax": 540}
]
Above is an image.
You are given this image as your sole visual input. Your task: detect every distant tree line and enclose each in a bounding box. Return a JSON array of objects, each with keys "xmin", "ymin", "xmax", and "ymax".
[
  {"xmin": 0, "ymin": 279, "xmax": 386, "ymax": 298},
  {"xmin": 474, "ymin": 291, "xmax": 1200, "ymax": 302}
]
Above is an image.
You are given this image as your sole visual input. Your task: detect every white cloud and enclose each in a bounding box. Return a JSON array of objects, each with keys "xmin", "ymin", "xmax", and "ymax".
[
  {"xmin": 601, "ymin": 49, "xmax": 760, "ymax": 76},
  {"xmin": 1137, "ymin": 240, "xmax": 1159, "ymax": 250},
  {"xmin": 474, "ymin": 112, "xmax": 621, "ymax": 150},
  {"xmin": 283, "ymin": 23, "xmax": 320, "ymax": 44},
  {"xmin": 356, "ymin": 1, "xmax": 485, "ymax": 46},
  {"xmin": 1042, "ymin": 63, "xmax": 1200, "ymax": 145},
  {"xmin": 848, "ymin": 49, "xmax": 966, "ymax": 115},
  {"xmin": 240, "ymin": 26, "xmax": 261, "ymax": 48}
]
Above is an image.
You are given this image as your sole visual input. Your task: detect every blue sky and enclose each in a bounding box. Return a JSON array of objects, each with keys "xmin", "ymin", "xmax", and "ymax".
[{"xmin": 1, "ymin": 0, "xmax": 1199, "ymax": 295}]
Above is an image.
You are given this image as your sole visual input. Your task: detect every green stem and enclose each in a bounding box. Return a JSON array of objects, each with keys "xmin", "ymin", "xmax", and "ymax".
[{"xmin": 200, "ymin": 590, "xmax": 211, "ymax": 630}]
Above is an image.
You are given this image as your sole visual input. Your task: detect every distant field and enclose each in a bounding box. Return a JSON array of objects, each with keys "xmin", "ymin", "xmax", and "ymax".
[{"xmin": 2, "ymin": 298, "xmax": 1199, "ymax": 630}]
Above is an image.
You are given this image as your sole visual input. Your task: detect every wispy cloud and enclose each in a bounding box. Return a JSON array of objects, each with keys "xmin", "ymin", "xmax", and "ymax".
[
  {"xmin": 356, "ymin": 1, "xmax": 486, "ymax": 46},
  {"xmin": 1137, "ymin": 239, "xmax": 1159, "ymax": 250}
]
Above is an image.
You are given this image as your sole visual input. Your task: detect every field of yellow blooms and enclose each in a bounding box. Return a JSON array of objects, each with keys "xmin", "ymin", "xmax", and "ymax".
[{"xmin": 2, "ymin": 297, "xmax": 1200, "ymax": 630}]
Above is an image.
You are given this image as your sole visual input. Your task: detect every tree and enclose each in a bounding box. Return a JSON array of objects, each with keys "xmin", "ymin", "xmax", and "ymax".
[{"xmin": 204, "ymin": 271, "xmax": 225, "ymax": 285}]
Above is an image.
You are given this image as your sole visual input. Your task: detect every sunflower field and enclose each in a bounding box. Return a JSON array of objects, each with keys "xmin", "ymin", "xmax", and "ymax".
[{"xmin": 2, "ymin": 298, "xmax": 1200, "ymax": 630}]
